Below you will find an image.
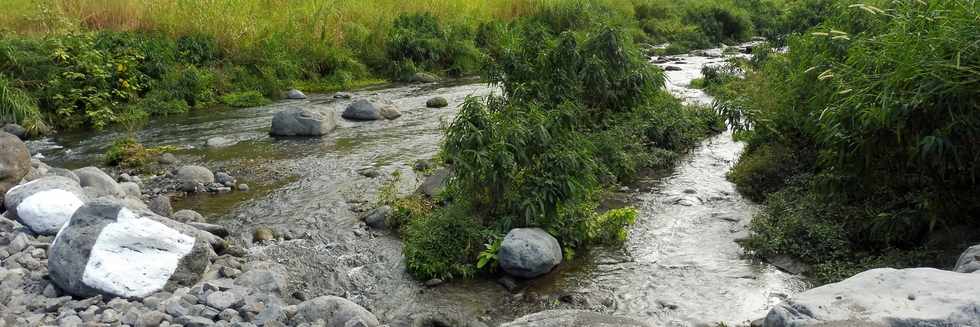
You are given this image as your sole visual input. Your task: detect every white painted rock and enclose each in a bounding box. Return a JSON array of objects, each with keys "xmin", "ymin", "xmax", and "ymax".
[
  {"xmin": 764, "ymin": 268, "xmax": 980, "ymax": 326},
  {"xmin": 48, "ymin": 199, "xmax": 212, "ymax": 298},
  {"xmin": 4, "ymin": 176, "xmax": 88, "ymax": 235}
]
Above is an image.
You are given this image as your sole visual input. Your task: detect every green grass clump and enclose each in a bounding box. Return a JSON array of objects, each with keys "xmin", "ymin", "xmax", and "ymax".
[
  {"xmin": 103, "ymin": 137, "xmax": 174, "ymax": 168},
  {"xmin": 0, "ymin": 74, "xmax": 47, "ymax": 135},
  {"xmin": 722, "ymin": 0, "xmax": 980, "ymax": 282},
  {"xmin": 220, "ymin": 91, "xmax": 271, "ymax": 108}
]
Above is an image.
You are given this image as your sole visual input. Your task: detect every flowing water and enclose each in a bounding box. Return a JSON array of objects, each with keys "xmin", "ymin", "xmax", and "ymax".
[{"xmin": 34, "ymin": 46, "xmax": 805, "ymax": 326}]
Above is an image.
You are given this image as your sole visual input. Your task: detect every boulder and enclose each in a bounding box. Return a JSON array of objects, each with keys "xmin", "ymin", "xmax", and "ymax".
[
  {"xmin": 177, "ymin": 166, "xmax": 214, "ymax": 192},
  {"xmin": 174, "ymin": 209, "xmax": 204, "ymax": 223},
  {"xmin": 235, "ymin": 262, "xmax": 288, "ymax": 295},
  {"xmin": 764, "ymin": 268, "xmax": 980, "ymax": 326},
  {"xmin": 500, "ymin": 310, "xmax": 650, "ymax": 327},
  {"xmin": 333, "ymin": 92, "xmax": 353, "ymax": 99},
  {"xmin": 293, "ymin": 296, "xmax": 380, "ymax": 327},
  {"xmin": 286, "ymin": 89, "xmax": 307, "ymax": 100},
  {"xmin": 416, "ymin": 168, "xmax": 450, "ymax": 197},
  {"xmin": 149, "ymin": 195, "xmax": 173, "ymax": 217},
  {"xmin": 363, "ymin": 206, "xmax": 391, "ymax": 229},
  {"xmin": 955, "ymin": 244, "xmax": 980, "ymax": 273},
  {"xmin": 205, "ymin": 136, "xmax": 236, "ymax": 148},
  {"xmin": 270, "ymin": 107, "xmax": 336, "ymax": 136},
  {"xmin": 188, "ymin": 222, "xmax": 229, "ymax": 238},
  {"xmin": 2, "ymin": 124, "xmax": 26, "ymax": 139},
  {"xmin": 380, "ymin": 105, "xmax": 402, "ymax": 120},
  {"xmin": 48, "ymin": 199, "xmax": 212, "ymax": 298},
  {"xmin": 120, "ymin": 182, "xmax": 141, "ymax": 198},
  {"xmin": 425, "ymin": 97, "xmax": 448, "ymax": 108},
  {"xmin": 74, "ymin": 167, "xmax": 124, "ymax": 198},
  {"xmin": 159, "ymin": 153, "xmax": 179, "ymax": 165},
  {"xmin": 4, "ymin": 176, "xmax": 88, "ymax": 235},
  {"xmin": 45, "ymin": 167, "xmax": 80, "ymax": 183},
  {"xmin": 0, "ymin": 131, "xmax": 31, "ymax": 204},
  {"xmin": 215, "ymin": 172, "xmax": 235, "ymax": 186},
  {"xmin": 498, "ymin": 228, "xmax": 562, "ymax": 278},
  {"xmin": 664, "ymin": 66, "xmax": 683, "ymax": 71},
  {"xmin": 342, "ymin": 100, "xmax": 383, "ymax": 121},
  {"xmin": 409, "ymin": 72, "xmax": 439, "ymax": 83}
]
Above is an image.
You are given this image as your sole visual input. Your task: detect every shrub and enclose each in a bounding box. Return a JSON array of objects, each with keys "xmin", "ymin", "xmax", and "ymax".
[
  {"xmin": 0, "ymin": 74, "xmax": 47, "ymax": 134},
  {"xmin": 220, "ymin": 91, "xmax": 270, "ymax": 108},
  {"xmin": 103, "ymin": 137, "xmax": 171, "ymax": 168},
  {"xmin": 402, "ymin": 206, "xmax": 489, "ymax": 280},
  {"xmin": 384, "ymin": 12, "xmax": 481, "ymax": 80},
  {"xmin": 728, "ymin": 143, "xmax": 812, "ymax": 202}
]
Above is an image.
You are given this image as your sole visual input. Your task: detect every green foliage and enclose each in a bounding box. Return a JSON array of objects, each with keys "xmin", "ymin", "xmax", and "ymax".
[
  {"xmin": 384, "ymin": 12, "xmax": 481, "ymax": 80},
  {"xmin": 220, "ymin": 91, "xmax": 270, "ymax": 108},
  {"xmin": 726, "ymin": 1, "xmax": 980, "ymax": 282},
  {"xmin": 0, "ymin": 74, "xmax": 46, "ymax": 134},
  {"xmin": 103, "ymin": 137, "xmax": 174, "ymax": 168},
  {"xmin": 476, "ymin": 236, "xmax": 503, "ymax": 271},
  {"xmin": 589, "ymin": 208, "xmax": 638, "ymax": 244},
  {"xmin": 403, "ymin": 206, "xmax": 489, "ymax": 280}
]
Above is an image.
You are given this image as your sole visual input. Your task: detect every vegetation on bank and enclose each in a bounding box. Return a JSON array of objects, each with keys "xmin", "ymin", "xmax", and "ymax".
[
  {"xmin": 710, "ymin": 1, "xmax": 980, "ymax": 283},
  {"xmin": 383, "ymin": 2, "xmax": 725, "ymax": 280},
  {"xmin": 0, "ymin": 0, "xmax": 824, "ymax": 136}
]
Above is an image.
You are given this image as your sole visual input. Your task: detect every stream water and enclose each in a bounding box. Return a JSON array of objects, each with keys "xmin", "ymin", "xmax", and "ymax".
[{"xmin": 31, "ymin": 46, "xmax": 806, "ymax": 326}]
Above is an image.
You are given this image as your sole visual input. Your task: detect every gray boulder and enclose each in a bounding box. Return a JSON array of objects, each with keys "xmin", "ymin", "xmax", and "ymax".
[
  {"xmin": 286, "ymin": 89, "xmax": 307, "ymax": 100},
  {"xmin": 48, "ymin": 199, "xmax": 212, "ymax": 298},
  {"xmin": 2, "ymin": 124, "xmax": 26, "ymax": 139},
  {"xmin": 205, "ymin": 136, "xmax": 236, "ymax": 148},
  {"xmin": 955, "ymin": 244, "xmax": 980, "ymax": 274},
  {"xmin": 74, "ymin": 167, "xmax": 124, "ymax": 198},
  {"xmin": 416, "ymin": 168, "xmax": 450, "ymax": 197},
  {"xmin": 764, "ymin": 268, "xmax": 980, "ymax": 326},
  {"xmin": 363, "ymin": 206, "xmax": 391, "ymax": 229},
  {"xmin": 342, "ymin": 100, "xmax": 383, "ymax": 121},
  {"xmin": 120, "ymin": 182, "xmax": 141, "ymax": 198},
  {"xmin": 380, "ymin": 105, "xmax": 402, "ymax": 120},
  {"xmin": 174, "ymin": 209, "xmax": 204, "ymax": 223},
  {"xmin": 409, "ymin": 72, "xmax": 439, "ymax": 83},
  {"xmin": 234, "ymin": 262, "xmax": 288, "ymax": 295},
  {"xmin": 159, "ymin": 153, "xmax": 178, "ymax": 165},
  {"xmin": 293, "ymin": 296, "xmax": 380, "ymax": 327},
  {"xmin": 501, "ymin": 310, "xmax": 650, "ymax": 327},
  {"xmin": 4, "ymin": 176, "xmax": 88, "ymax": 235},
  {"xmin": 215, "ymin": 172, "xmax": 235, "ymax": 186},
  {"xmin": 45, "ymin": 167, "xmax": 80, "ymax": 183},
  {"xmin": 499, "ymin": 228, "xmax": 562, "ymax": 279},
  {"xmin": 0, "ymin": 131, "xmax": 31, "ymax": 204},
  {"xmin": 426, "ymin": 97, "xmax": 448, "ymax": 108},
  {"xmin": 149, "ymin": 195, "xmax": 173, "ymax": 217},
  {"xmin": 270, "ymin": 107, "xmax": 336, "ymax": 136},
  {"xmin": 177, "ymin": 165, "xmax": 214, "ymax": 192}
]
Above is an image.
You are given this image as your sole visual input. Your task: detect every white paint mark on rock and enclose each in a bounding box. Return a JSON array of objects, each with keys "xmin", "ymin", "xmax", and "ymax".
[
  {"xmin": 16, "ymin": 189, "xmax": 85, "ymax": 235},
  {"xmin": 81, "ymin": 208, "xmax": 195, "ymax": 298}
]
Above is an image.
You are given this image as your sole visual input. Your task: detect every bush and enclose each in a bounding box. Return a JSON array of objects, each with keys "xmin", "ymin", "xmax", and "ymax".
[
  {"xmin": 220, "ymin": 91, "xmax": 270, "ymax": 108},
  {"xmin": 384, "ymin": 12, "xmax": 481, "ymax": 80},
  {"xmin": 103, "ymin": 137, "xmax": 171, "ymax": 168},
  {"xmin": 0, "ymin": 74, "xmax": 46, "ymax": 134},
  {"xmin": 403, "ymin": 206, "xmax": 489, "ymax": 280},
  {"xmin": 728, "ymin": 143, "xmax": 812, "ymax": 202}
]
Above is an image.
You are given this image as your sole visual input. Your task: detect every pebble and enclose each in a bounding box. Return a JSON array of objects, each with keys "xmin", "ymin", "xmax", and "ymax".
[
  {"xmin": 9, "ymin": 233, "xmax": 30, "ymax": 253},
  {"xmin": 206, "ymin": 291, "xmax": 243, "ymax": 310},
  {"xmin": 136, "ymin": 310, "xmax": 167, "ymax": 327},
  {"xmin": 424, "ymin": 278, "xmax": 444, "ymax": 287},
  {"xmin": 237, "ymin": 184, "xmax": 250, "ymax": 192}
]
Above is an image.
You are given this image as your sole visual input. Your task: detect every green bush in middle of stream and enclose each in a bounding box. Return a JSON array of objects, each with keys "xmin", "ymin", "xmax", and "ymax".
[{"xmin": 398, "ymin": 4, "xmax": 723, "ymax": 281}]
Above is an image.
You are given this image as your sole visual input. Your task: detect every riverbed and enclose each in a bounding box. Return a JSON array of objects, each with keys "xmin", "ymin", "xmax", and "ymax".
[{"xmin": 31, "ymin": 46, "xmax": 806, "ymax": 326}]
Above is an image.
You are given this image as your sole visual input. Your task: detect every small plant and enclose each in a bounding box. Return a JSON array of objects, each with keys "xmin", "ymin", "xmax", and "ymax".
[
  {"xmin": 103, "ymin": 137, "xmax": 175, "ymax": 168},
  {"xmin": 589, "ymin": 207, "xmax": 638, "ymax": 244},
  {"xmin": 220, "ymin": 91, "xmax": 270, "ymax": 108},
  {"xmin": 476, "ymin": 235, "xmax": 503, "ymax": 271}
]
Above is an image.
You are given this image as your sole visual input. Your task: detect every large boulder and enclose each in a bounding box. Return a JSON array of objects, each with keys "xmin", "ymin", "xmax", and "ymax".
[
  {"xmin": 4, "ymin": 176, "xmax": 88, "ymax": 235},
  {"xmin": 501, "ymin": 310, "xmax": 651, "ymax": 327},
  {"xmin": 498, "ymin": 228, "xmax": 562, "ymax": 279},
  {"xmin": 0, "ymin": 131, "xmax": 31, "ymax": 206},
  {"xmin": 764, "ymin": 268, "xmax": 980, "ymax": 326},
  {"xmin": 2, "ymin": 124, "xmax": 26, "ymax": 139},
  {"xmin": 955, "ymin": 244, "xmax": 980, "ymax": 273},
  {"xmin": 48, "ymin": 199, "xmax": 212, "ymax": 298},
  {"xmin": 293, "ymin": 296, "xmax": 380, "ymax": 327},
  {"xmin": 342, "ymin": 100, "xmax": 383, "ymax": 121},
  {"xmin": 409, "ymin": 72, "xmax": 439, "ymax": 83},
  {"xmin": 176, "ymin": 165, "xmax": 214, "ymax": 192},
  {"xmin": 426, "ymin": 97, "xmax": 448, "ymax": 108},
  {"xmin": 286, "ymin": 89, "xmax": 307, "ymax": 100},
  {"xmin": 270, "ymin": 107, "xmax": 336, "ymax": 136},
  {"xmin": 380, "ymin": 105, "xmax": 402, "ymax": 120},
  {"xmin": 416, "ymin": 168, "xmax": 450, "ymax": 197},
  {"xmin": 74, "ymin": 166, "xmax": 125, "ymax": 198}
]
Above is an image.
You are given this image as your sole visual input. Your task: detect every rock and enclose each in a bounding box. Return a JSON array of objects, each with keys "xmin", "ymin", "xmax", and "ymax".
[
  {"xmin": 0, "ymin": 131, "xmax": 32, "ymax": 203},
  {"xmin": 159, "ymin": 153, "xmax": 178, "ymax": 165},
  {"xmin": 174, "ymin": 209, "xmax": 204, "ymax": 223},
  {"xmin": 189, "ymin": 222, "xmax": 229, "ymax": 238},
  {"xmin": 409, "ymin": 72, "xmax": 439, "ymax": 83},
  {"xmin": 500, "ymin": 310, "xmax": 651, "ymax": 327},
  {"xmin": 48, "ymin": 199, "xmax": 211, "ymax": 298},
  {"xmin": 293, "ymin": 296, "xmax": 380, "ymax": 327},
  {"xmin": 4, "ymin": 176, "xmax": 88, "ymax": 235},
  {"xmin": 664, "ymin": 66, "xmax": 683, "ymax": 71},
  {"xmin": 234, "ymin": 263, "xmax": 287, "ymax": 295},
  {"xmin": 253, "ymin": 227, "xmax": 275, "ymax": 243},
  {"xmin": 954, "ymin": 244, "xmax": 980, "ymax": 273},
  {"xmin": 766, "ymin": 254, "xmax": 809, "ymax": 275},
  {"xmin": 149, "ymin": 195, "xmax": 174, "ymax": 217},
  {"xmin": 363, "ymin": 206, "xmax": 390, "ymax": 229},
  {"xmin": 416, "ymin": 168, "xmax": 450, "ymax": 197},
  {"xmin": 2, "ymin": 124, "xmax": 27, "ymax": 139},
  {"xmin": 380, "ymin": 105, "xmax": 402, "ymax": 120},
  {"xmin": 423, "ymin": 278, "xmax": 443, "ymax": 287},
  {"xmin": 215, "ymin": 172, "xmax": 235, "ymax": 185},
  {"xmin": 206, "ymin": 291, "xmax": 242, "ymax": 310},
  {"xmin": 175, "ymin": 315, "xmax": 215, "ymax": 327},
  {"xmin": 342, "ymin": 100, "xmax": 383, "ymax": 121},
  {"xmin": 356, "ymin": 167, "xmax": 380, "ymax": 178},
  {"xmin": 219, "ymin": 308, "xmax": 240, "ymax": 322},
  {"xmin": 9, "ymin": 232, "xmax": 30, "ymax": 253},
  {"xmin": 270, "ymin": 107, "xmax": 336, "ymax": 136},
  {"xmin": 135, "ymin": 311, "xmax": 167, "ymax": 327},
  {"xmin": 413, "ymin": 159, "xmax": 431, "ymax": 172},
  {"xmin": 333, "ymin": 92, "xmax": 353, "ymax": 99},
  {"xmin": 74, "ymin": 166, "xmax": 124, "ymax": 198},
  {"xmin": 764, "ymin": 268, "xmax": 980, "ymax": 326},
  {"xmin": 497, "ymin": 276, "xmax": 519, "ymax": 293},
  {"xmin": 237, "ymin": 184, "xmax": 250, "ymax": 192},
  {"xmin": 425, "ymin": 97, "xmax": 448, "ymax": 108},
  {"xmin": 120, "ymin": 182, "xmax": 141, "ymax": 198},
  {"xmin": 177, "ymin": 166, "xmax": 215, "ymax": 192},
  {"xmin": 286, "ymin": 89, "xmax": 307, "ymax": 100},
  {"xmin": 206, "ymin": 136, "xmax": 236, "ymax": 148},
  {"xmin": 411, "ymin": 314, "xmax": 488, "ymax": 327},
  {"xmin": 46, "ymin": 167, "xmax": 81, "ymax": 183},
  {"xmin": 498, "ymin": 228, "xmax": 562, "ymax": 279}
]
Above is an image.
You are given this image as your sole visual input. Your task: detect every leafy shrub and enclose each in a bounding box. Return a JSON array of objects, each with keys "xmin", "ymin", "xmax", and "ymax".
[
  {"xmin": 103, "ymin": 137, "xmax": 172, "ymax": 168},
  {"xmin": 154, "ymin": 65, "xmax": 215, "ymax": 108},
  {"xmin": 682, "ymin": 2, "xmax": 753, "ymax": 44},
  {"xmin": 589, "ymin": 208, "xmax": 638, "ymax": 244},
  {"xmin": 0, "ymin": 74, "xmax": 46, "ymax": 134},
  {"xmin": 728, "ymin": 143, "xmax": 811, "ymax": 202},
  {"xmin": 403, "ymin": 206, "xmax": 489, "ymax": 280},
  {"xmin": 384, "ymin": 12, "xmax": 481, "ymax": 80},
  {"xmin": 219, "ymin": 91, "xmax": 270, "ymax": 108}
]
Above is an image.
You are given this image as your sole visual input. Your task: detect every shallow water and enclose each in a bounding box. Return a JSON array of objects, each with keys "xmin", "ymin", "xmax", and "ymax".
[{"xmin": 40, "ymin": 45, "xmax": 805, "ymax": 326}]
